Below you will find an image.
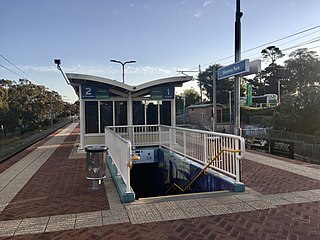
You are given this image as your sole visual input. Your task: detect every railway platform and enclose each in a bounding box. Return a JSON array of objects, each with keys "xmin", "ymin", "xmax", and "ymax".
[{"xmin": 0, "ymin": 123, "xmax": 320, "ymax": 239}]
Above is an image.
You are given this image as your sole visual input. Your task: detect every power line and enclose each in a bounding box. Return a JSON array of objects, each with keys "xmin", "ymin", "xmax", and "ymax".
[
  {"xmin": 0, "ymin": 54, "xmax": 44, "ymax": 85},
  {"xmin": 0, "ymin": 64, "xmax": 25, "ymax": 79},
  {"xmin": 187, "ymin": 24, "xmax": 320, "ymax": 72}
]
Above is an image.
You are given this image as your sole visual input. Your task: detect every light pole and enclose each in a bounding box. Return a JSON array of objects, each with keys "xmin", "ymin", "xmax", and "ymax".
[
  {"xmin": 234, "ymin": 0, "xmax": 243, "ymax": 136},
  {"xmin": 110, "ymin": 59, "xmax": 136, "ymax": 83},
  {"xmin": 206, "ymin": 71, "xmax": 217, "ymax": 132},
  {"xmin": 229, "ymin": 90, "xmax": 233, "ymax": 132}
]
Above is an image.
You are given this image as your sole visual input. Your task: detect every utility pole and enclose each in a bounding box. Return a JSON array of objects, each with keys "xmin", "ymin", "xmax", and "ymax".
[
  {"xmin": 199, "ymin": 65, "xmax": 202, "ymax": 103},
  {"xmin": 212, "ymin": 68, "xmax": 217, "ymax": 132},
  {"xmin": 234, "ymin": 0, "xmax": 243, "ymax": 136}
]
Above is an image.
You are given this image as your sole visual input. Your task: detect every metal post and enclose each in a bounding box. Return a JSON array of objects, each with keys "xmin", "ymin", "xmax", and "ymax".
[
  {"xmin": 110, "ymin": 59, "xmax": 136, "ymax": 84},
  {"xmin": 122, "ymin": 64, "xmax": 125, "ymax": 83},
  {"xmin": 212, "ymin": 69, "xmax": 217, "ymax": 132},
  {"xmin": 229, "ymin": 91, "xmax": 232, "ymax": 132},
  {"xmin": 234, "ymin": 0, "xmax": 243, "ymax": 136},
  {"xmin": 278, "ymin": 80, "xmax": 281, "ymax": 105},
  {"xmin": 183, "ymin": 95, "xmax": 186, "ymax": 125}
]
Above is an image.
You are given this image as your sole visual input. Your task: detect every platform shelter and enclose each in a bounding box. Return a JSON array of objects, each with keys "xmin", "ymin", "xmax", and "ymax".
[{"xmin": 66, "ymin": 73, "xmax": 192, "ymax": 148}]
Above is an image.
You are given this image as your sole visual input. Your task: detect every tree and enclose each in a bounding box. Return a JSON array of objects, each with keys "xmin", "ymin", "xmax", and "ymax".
[
  {"xmin": 175, "ymin": 89, "xmax": 201, "ymax": 115},
  {"xmin": 261, "ymin": 46, "xmax": 285, "ymax": 94},
  {"xmin": 198, "ymin": 64, "xmax": 234, "ymax": 104},
  {"xmin": 261, "ymin": 46, "xmax": 284, "ymax": 64},
  {"xmin": 274, "ymin": 48, "xmax": 320, "ymax": 134},
  {"xmin": 274, "ymin": 86, "xmax": 320, "ymax": 134},
  {"xmin": 250, "ymin": 74, "xmax": 266, "ymax": 96},
  {"xmin": 283, "ymin": 48, "xmax": 320, "ymax": 94}
]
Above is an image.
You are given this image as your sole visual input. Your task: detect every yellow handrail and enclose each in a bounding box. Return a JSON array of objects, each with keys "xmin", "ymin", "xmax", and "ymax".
[
  {"xmin": 129, "ymin": 154, "xmax": 140, "ymax": 170},
  {"xmin": 165, "ymin": 148, "xmax": 241, "ymax": 194}
]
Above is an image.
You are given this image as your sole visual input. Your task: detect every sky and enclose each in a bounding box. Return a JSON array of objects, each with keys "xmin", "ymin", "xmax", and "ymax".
[{"xmin": 1, "ymin": 0, "xmax": 320, "ymax": 103}]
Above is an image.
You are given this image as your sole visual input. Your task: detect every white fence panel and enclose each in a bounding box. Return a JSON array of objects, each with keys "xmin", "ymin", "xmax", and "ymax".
[{"xmin": 105, "ymin": 127, "xmax": 132, "ymax": 193}]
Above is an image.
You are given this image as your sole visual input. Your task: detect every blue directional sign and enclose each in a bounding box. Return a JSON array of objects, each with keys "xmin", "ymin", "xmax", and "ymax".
[
  {"xmin": 150, "ymin": 85, "xmax": 174, "ymax": 100},
  {"xmin": 217, "ymin": 59, "xmax": 249, "ymax": 80},
  {"xmin": 81, "ymin": 84, "xmax": 109, "ymax": 99}
]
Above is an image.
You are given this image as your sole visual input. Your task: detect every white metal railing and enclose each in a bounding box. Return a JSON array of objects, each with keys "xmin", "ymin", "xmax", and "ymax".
[
  {"xmin": 159, "ymin": 125, "xmax": 245, "ymax": 182},
  {"xmin": 106, "ymin": 125, "xmax": 245, "ymax": 188},
  {"xmin": 104, "ymin": 127, "xmax": 132, "ymax": 193},
  {"xmin": 107, "ymin": 125, "xmax": 160, "ymax": 148}
]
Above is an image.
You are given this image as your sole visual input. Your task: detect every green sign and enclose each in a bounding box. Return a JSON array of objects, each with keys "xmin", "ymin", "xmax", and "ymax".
[
  {"xmin": 96, "ymin": 88, "xmax": 109, "ymax": 99},
  {"xmin": 150, "ymin": 87, "xmax": 162, "ymax": 100}
]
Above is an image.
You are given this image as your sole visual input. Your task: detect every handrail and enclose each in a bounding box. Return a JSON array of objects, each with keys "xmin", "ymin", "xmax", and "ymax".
[
  {"xmin": 129, "ymin": 154, "xmax": 140, "ymax": 170},
  {"xmin": 165, "ymin": 148, "xmax": 241, "ymax": 194}
]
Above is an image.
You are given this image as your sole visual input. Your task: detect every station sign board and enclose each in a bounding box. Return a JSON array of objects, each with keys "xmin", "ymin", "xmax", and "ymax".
[
  {"xmin": 270, "ymin": 140, "xmax": 294, "ymax": 159},
  {"xmin": 81, "ymin": 84, "xmax": 109, "ymax": 99},
  {"xmin": 217, "ymin": 59, "xmax": 250, "ymax": 80},
  {"xmin": 150, "ymin": 85, "xmax": 174, "ymax": 100}
]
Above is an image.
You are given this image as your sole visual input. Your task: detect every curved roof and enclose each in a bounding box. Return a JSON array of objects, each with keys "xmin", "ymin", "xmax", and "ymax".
[{"xmin": 66, "ymin": 73, "xmax": 193, "ymax": 93}]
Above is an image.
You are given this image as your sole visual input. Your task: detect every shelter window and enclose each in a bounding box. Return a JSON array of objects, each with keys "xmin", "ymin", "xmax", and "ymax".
[
  {"xmin": 133, "ymin": 101, "xmax": 145, "ymax": 125},
  {"xmin": 115, "ymin": 101, "xmax": 127, "ymax": 126},
  {"xmin": 85, "ymin": 101, "xmax": 98, "ymax": 133},
  {"xmin": 100, "ymin": 101, "xmax": 113, "ymax": 133}
]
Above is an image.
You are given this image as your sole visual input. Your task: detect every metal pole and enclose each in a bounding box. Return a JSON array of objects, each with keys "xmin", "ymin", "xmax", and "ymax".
[
  {"xmin": 212, "ymin": 69, "xmax": 217, "ymax": 132},
  {"xmin": 278, "ymin": 80, "xmax": 281, "ymax": 105},
  {"xmin": 199, "ymin": 65, "xmax": 202, "ymax": 103},
  {"xmin": 183, "ymin": 95, "xmax": 186, "ymax": 125},
  {"xmin": 110, "ymin": 60, "xmax": 136, "ymax": 84},
  {"xmin": 229, "ymin": 91, "xmax": 232, "ymax": 132},
  {"xmin": 234, "ymin": 0, "xmax": 243, "ymax": 136},
  {"xmin": 122, "ymin": 63, "xmax": 125, "ymax": 83}
]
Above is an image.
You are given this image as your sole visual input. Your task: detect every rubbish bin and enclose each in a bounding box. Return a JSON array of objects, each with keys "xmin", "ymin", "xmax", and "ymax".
[{"xmin": 85, "ymin": 145, "xmax": 108, "ymax": 190}]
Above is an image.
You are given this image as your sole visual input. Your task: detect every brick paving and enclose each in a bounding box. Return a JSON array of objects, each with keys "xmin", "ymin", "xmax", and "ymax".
[
  {"xmin": 0, "ymin": 125, "xmax": 109, "ymax": 221},
  {"xmin": 0, "ymin": 123, "xmax": 320, "ymax": 240},
  {"xmin": 242, "ymin": 159, "xmax": 320, "ymax": 195}
]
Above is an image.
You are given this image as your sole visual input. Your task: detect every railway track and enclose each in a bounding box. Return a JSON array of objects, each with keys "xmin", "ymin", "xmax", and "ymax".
[{"xmin": 0, "ymin": 121, "xmax": 72, "ymax": 163}]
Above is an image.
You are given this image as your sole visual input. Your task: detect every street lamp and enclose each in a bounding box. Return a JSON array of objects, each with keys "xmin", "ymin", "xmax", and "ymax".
[{"xmin": 110, "ymin": 59, "xmax": 136, "ymax": 83}]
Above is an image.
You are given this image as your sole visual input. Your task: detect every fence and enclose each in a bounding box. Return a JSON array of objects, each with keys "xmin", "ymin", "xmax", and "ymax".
[
  {"xmin": 104, "ymin": 127, "xmax": 132, "ymax": 193},
  {"xmin": 243, "ymin": 128, "xmax": 320, "ymax": 162},
  {"xmin": 107, "ymin": 125, "xmax": 245, "ymax": 182},
  {"xmin": 159, "ymin": 125, "xmax": 245, "ymax": 182}
]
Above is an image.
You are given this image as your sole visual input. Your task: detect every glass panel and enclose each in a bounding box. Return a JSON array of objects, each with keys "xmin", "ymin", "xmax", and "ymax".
[
  {"xmin": 85, "ymin": 101, "xmax": 98, "ymax": 133},
  {"xmin": 115, "ymin": 101, "xmax": 127, "ymax": 126},
  {"xmin": 100, "ymin": 101, "xmax": 113, "ymax": 132},
  {"xmin": 133, "ymin": 101, "xmax": 145, "ymax": 125},
  {"xmin": 160, "ymin": 101, "xmax": 171, "ymax": 125},
  {"xmin": 146, "ymin": 102, "xmax": 158, "ymax": 125}
]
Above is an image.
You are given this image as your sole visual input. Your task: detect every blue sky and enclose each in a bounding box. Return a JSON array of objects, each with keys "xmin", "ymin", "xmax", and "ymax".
[{"xmin": 1, "ymin": 0, "xmax": 320, "ymax": 103}]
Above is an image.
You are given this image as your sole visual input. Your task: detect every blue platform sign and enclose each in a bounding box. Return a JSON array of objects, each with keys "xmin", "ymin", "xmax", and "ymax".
[
  {"xmin": 150, "ymin": 85, "xmax": 174, "ymax": 100},
  {"xmin": 217, "ymin": 59, "xmax": 249, "ymax": 80},
  {"xmin": 82, "ymin": 84, "xmax": 109, "ymax": 99},
  {"xmin": 162, "ymin": 85, "xmax": 174, "ymax": 99}
]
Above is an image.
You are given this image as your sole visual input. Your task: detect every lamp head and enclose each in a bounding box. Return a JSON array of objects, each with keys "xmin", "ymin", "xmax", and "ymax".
[{"xmin": 54, "ymin": 59, "xmax": 61, "ymax": 65}]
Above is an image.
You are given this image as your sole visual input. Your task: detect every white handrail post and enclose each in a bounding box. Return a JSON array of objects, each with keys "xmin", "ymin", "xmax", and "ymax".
[
  {"xmin": 169, "ymin": 128, "xmax": 172, "ymax": 152},
  {"xmin": 132, "ymin": 126, "xmax": 135, "ymax": 149},
  {"xmin": 183, "ymin": 131, "xmax": 187, "ymax": 159},
  {"xmin": 159, "ymin": 125, "xmax": 162, "ymax": 146},
  {"xmin": 235, "ymin": 156, "xmax": 240, "ymax": 183},
  {"xmin": 203, "ymin": 133, "xmax": 207, "ymax": 164},
  {"xmin": 126, "ymin": 142, "xmax": 132, "ymax": 193}
]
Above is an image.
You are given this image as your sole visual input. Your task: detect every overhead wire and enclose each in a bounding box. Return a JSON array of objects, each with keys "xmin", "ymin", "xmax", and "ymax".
[
  {"xmin": 0, "ymin": 54, "xmax": 44, "ymax": 85},
  {"xmin": 0, "ymin": 64, "xmax": 25, "ymax": 79},
  {"xmin": 186, "ymin": 24, "xmax": 320, "ymax": 73}
]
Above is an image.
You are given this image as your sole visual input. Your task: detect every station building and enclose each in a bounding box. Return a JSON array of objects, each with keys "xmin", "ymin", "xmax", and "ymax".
[{"xmin": 66, "ymin": 73, "xmax": 192, "ymax": 148}]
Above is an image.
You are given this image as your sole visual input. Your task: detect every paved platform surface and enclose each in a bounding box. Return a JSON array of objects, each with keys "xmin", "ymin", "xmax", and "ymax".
[{"xmin": 0, "ymin": 123, "xmax": 320, "ymax": 239}]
